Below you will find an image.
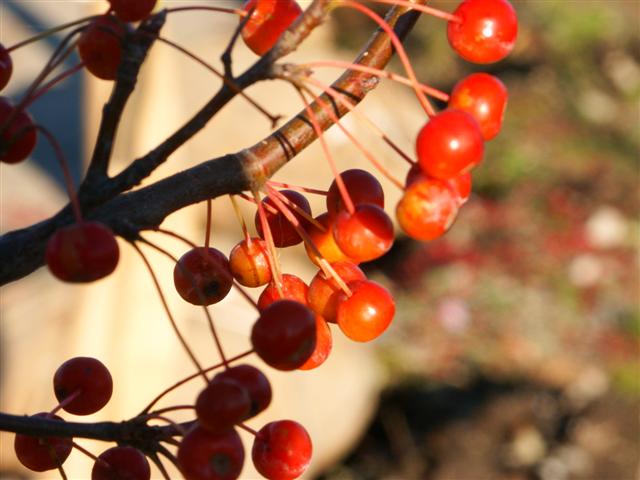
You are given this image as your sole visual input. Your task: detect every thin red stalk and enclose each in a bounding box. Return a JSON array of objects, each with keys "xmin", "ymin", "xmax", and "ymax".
[
  {"xmin": 252, "ymin": 189, "xmax": 284, "ymax": 297},
  {"xmin": 26, "ymin": 63, "xmax": 85, "ymax": 109},
  {"xmin": 300, "ymin": 82, "xmax": 404, "ymax": 190},
  {"xmin": 204, "ymin": 199, "xmax": 212, "ymax": 248},
  {"xmin": 49, "ymin": 389, "xmax": 81, "ymax": 416},
  {"xmin": 238, "ymin": 192, "xmax": 279, "ymax": 215},
  {"xmin": 238, "ymin": 423, "xmax": 258, "ymax": 436},
  {"xmin": 6, "ymin": 15, "xmax": 96, "ymax": 52},
  {"xmin": 147, "ymin": 405, "xmax": 194, "ymax": 416},
  {"xmin": 72, "ymin": 442, "xmax": 103, "ymax": 464},
  {"xmin": 294, "ymin": 86, "xmax": 355, "ymax": 215},
  {"xmin": 131, "ymin": 241, "xmax": 209, "ymax": 384},
  {"xmin": 154, "ymin": 228, "xmax": 259, "ymax": 313},
  {"xmin": 166, "ymin": 6, "xmax": 245, "ymax": 16},
  {"xmin": 57, "ymin": 463, "xmax": 68, "ymax": 480},
  {"xmin": 265, "ymin": 185, "xmax": 351, "ymax": 296},
  {"xmin": 370, "ymin": 0, "xmax": 461, "ymax": 23},
  {"xmin": 144, "ymin": 414, "xmax": 188, "ymax": 435},
  {"xmin": 266, "ymin": 180, "xmax": 328, "ymax": 196},
  {"xmin": 140, "ymin": 349, "xmax": 253, "ymax": 414},
  {"xmin": 140, "ymin": 233, "xmax": 230, "ymax": 367},
  {"xmin": 229, "ymin": 195, "xmax": 250, "ymax": 243},
  {"xmin": 35, "ymin": 125, "xmax": 82, "ymax": 222},
  {"xmin": 341, "ymin": 0, "xmax": 436, "ymax": 117},
  {"xmin": 301, "ymin": 60, "xmax": 449, "ymax": 102},
  {"xmin": 266, "ymin": 187, "xmax": 325, "ymax": 231}
]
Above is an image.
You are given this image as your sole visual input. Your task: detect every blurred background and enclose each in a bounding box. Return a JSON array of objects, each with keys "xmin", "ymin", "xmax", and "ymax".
[{"xmin": 0, "ymin": 0, "xmax": 638, "ymax": 479}]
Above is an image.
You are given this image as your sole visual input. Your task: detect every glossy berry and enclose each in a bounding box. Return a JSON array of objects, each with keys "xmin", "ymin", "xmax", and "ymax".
[
  {"xmin": 241, "ymin": 0, "xmax": 303, "ymax": 55},
  {"xmin": 304, "ymin": 212, "xmax": 354, "ymax": 266},
  {"xmin": 214, "ymin": 365, "xmax": 272, "ymax": 417},
  {"xmin": 416, "ymin": 109, "xmax": 484, "ymax": 180},
  {"xmin": 307, "ymin": 261, "xmax": 365, "ymax": 323},
  {"xmin": 0, "ymin": 43, "xmax": 13, "ymax": 91},
  {"xmin": 196, "ymin": 378, "xmax": 251, "ymax": 433},
  {"xmin": 108, "ymin": 0, "xmax": 156, "ymax": 22},
  {"xmin": 299, "ymin": 315, "xmax": 332, "ymax": 371},
  {"xmin": 255, "ymin": 190, "xmax": 312, "ymax": 248},
  {"xmin": 326, "ymin": 169, "xmax": 384, "ymax": 217},
  {"xmin": 257, "ymin": 273, "xmax": 308, "ymax": 311},
  {"xmin": 406, "ymin": 163, "xmax": 471, "ymax": 206},
  {"xmin": 229, "ymin": 237, "xmax": 272, "ymax": 288},
  {"xmin": 92, "ymin": 446, "xmax": 151, "ymax": 480},
  {"xmin": 252, "ymin": 420, "xmax": 312, "ymax": 480},
  {"xmin": 177, "ymin": 426, "xmax": 244, "ymax": 480},
  {"xmin": 336, "ymin": 280, "xmax": 395, "ymax": 342},
  {"xmin": 397, "ymin": 176, "xmax": 460, "ymax": 241},
  {"xmin": 333, "ymin": 204, "xmax": 394, "ymax": 263},
  {"xmin": 173, "ymin": 247, "xmax": 233, "ymax": 306},
  {"xmin": 53, "ymin": 356, "xmax": 113, "ymax": 415},
  {"xmin": 0, "ymin": 97, "xmax": 37, "ymax": 164},
  {"xmin": 14, "ymin": 413, "xmax": 73, "ymax": 472},
  {"xmin": 45, "ymin": 221, "xmax": 120, "ymax": 283},
  {"xmin": 251, "ymin": 299, "xmax": 316, "ymax": 371},
  {"xmin": 448, "ymin": 0, "xmax": 518, "ymax": 64},
  {"xmin": 450, "ymin": 73, "xmax": 508, "ymax": 140},
  {"xmin": 77, "ymin": 15, "xmax": 124, "ymax": 80}
]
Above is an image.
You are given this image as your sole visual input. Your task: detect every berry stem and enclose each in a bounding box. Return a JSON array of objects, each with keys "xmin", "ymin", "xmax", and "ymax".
[
  {"xmin": 49, "ymin": 389, "xmax": 82, "ymax": 416},
  {"xmin": 71, "ymin": 442, "xmax": 102, "ymax": 463},
  {"xmin": 370, "ymin": 0, "xmax": 461, "ymax": 23},
  {"xmin": 6, "ymin": 15, "xmax": 97, "ymax": 52},
  {"xmin": 204, "ymin": 199, "xmax": 212, "ymax": 248},
  {"xmin": 252, "ymin": 189, "xmax": 285, "ymax": 298},
  {"xmin": 131, "ymin": 241, "xmax": 209, "ymax": 384},
  {"xmin": 238, "ymin": 423, "xmax": 258, "ymax": 436},
  {"xmin": 143, "ymin": 414, "xmax": 188, "ymax": 435},
  {"xmin": 166, "ymin": 6, "xmax": 246, "ymax": 16},
  {"xmin": 229, "ymin": 195, "xmax": 251, "ymax": 243},
  {"xmin": 266, "ymin": 180, "xmax": 329, "ymax": 196},
  {"xmin": 25, "ymin": 63, "xmax": 86, "ymax": 109}
]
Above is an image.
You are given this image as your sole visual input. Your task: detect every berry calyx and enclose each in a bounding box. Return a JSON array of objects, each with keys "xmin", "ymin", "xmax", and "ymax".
[
  {"xmin": 251, "ymin": 299, "xmax": 316, "ymax": 371},
  {"xmin": 214, "ymin": 365, "xmax": 272, "ymax": 418},
  {"xmin": 196, "ymin": 379, "xmax": 251, "ymax": 433},
  {"xmin": 326, "ymin": 169, "xmax": 384, "ymax": 217},
  {"xmin": 257, "ymin": 273, "xmax": 308, "ymax": 311},
  {"xmin": 229, "ymin": 237, "xmax": 272, "ymax": 288},
  {"xmin": 241, "ymin": 0, "xmax": 303, "ymax": 55},
  {"xmin": 447, "ymin": 0, "xmax": 518, "ymax": 64},
  {"xmin": 173, "ymin": 247, "xmax": 233, "ymax": 306},
  {"xmin": 77, "ymin": 15, "xmax": 125, "ymax": 80},
  {"xmin": 449, "ymin": 72, "xmax": 508, "ymax": 140},
  {"xmin": 91, "ymin": 446, "xmax": 151, "ymax": 480},
  {"xmin": 333, "ymin": 204, "xmax": 394, "ymax": 263},
  {"xmin": 45, "ymin": 221, "xmax": 120, "ymax": 283},
  {"xmin": 108, "ymin": 0, "xmax": 156, "ymax": 23},
  {"xmin": 336, "ymin": 280, "xmax": 395, "ymax": 342},
  {"xmin": 255, "ymin": 190, "xmax": 312, "ymax": 248},
  {"xmin": 0, "ymin": 97, "xmax": 37, "ymax": 164},
  {"xmin": 416, "ymin": 109, "xmax": 484, "ymax": 180},
  {"xmin": 252, "ymin": 420, "xmax": 312, "ymax": 480},
  {"xmin": 53, "ymin": 356, "xmax": 113, "ymax": 415},
  {"xmin": 177, "ymin": 426, "xmax": 245, "ymax": 480},
  {"xmin": 397, "ymin": 176, "xmax": 460, "ymax": 241},
  {"xmin": 14, "ymin": 413, "xmax": 73, "ymax": 472},
  {"xmin": 0, "ymin": 43, "xmax": 13, "ymax": 91}
]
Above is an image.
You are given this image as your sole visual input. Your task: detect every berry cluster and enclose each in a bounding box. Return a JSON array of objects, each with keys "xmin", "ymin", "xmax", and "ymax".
[{"xmin": 2, "ymin": 0, "xmax": 518, "ymax": 478}]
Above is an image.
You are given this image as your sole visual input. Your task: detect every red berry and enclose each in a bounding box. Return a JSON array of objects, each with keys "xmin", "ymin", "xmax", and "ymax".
[
  {"xmin": 416, "ymin": 109, "xmax": 484, "ymax": 180},
  {"xmin": 333, "ymin": 204, "xmax": 394, "ymax": 262},
  {"xmin": 214, "ymin": 365, "xmax": 272, "ymax": 418},
  {"xmin": 173, "ymin": 247, "xmax": 233, "ymax": 306},
  {"xmin": 45, "ymin": 221, "xmax": 120, "ymax": 283},
  {"xmin": 196, "ymin": 379, "xmax": 251, "ymax": 434},
  {"xmin": 304, "ymin": 212, "xmax": 355, "ymax": 267},
  {"xmin": 450, "ymin": 73, "xmax": 508, "ymax": 140},
  {"xmin": 77, "ymin": 15, "xmax": 124, "ymax": 80},
  {"xmin": 92, "ymin": 446, "xmax": 150, "ymax": 480},
  {"xmin": 251, "ymin": 300, "xmax": 316, "ymax": 371},
  {"xmin": 307, "ymin": 261, "xmax": 365, "ymax": 323},
  {"xmin": 257, "ymin": 273, "xmax": 308, "ymax": 311},
  {"xmin": 255, "ymin": 190, "xmax": 312, "ymax": 248},
  {"xmin": 177, "ymin": 426, "xmax": 245, "ymax": 480},
  {"xmin": 396, "ymin": 176, "xmax": 460, "ymax": 241},
  {"xmin": 252, "ymin": 420, "xmax": 312, "ymax": 480},
  {"xmin": 229, "ymin": 237, "xmax": 272, "ymax": 288},
  {"xmin": 0, "ymin": 43, "xmax": 13, "ymax": 91},
  {"xmin": 108, "ymin": 0, "xmax": 156, "ymax": 22},
  {"xmin": 298, "ymin": 315, "xmax": 332, "ymax": 371},
  {"xmin": 447, "ymin": 0, "xmax": 518, "ymax": 64},
  {"xmin": 0, "ymin": 97, "xmax": 37, "ymax": 164},
  {"xmin": 14, "ymin": 413, "xmax": 73, "ymax": 472},
  {"xmin": 406, "ymin": 163, "xmax": 472, "ymax": 206},
  {"xmin": 53, "ymin": 356, "xmax": 113, "ymax": 415},
  {"xmin": 336, "ymin": 280, "xmax": 395, "ymax": 342},
  {"xmin": 326, "ymin": 169, "xmax": 384, "ymax": 217},
  {"xmin": 241, "ymin": 0, "xmax": 303, "ymax": 55}
]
